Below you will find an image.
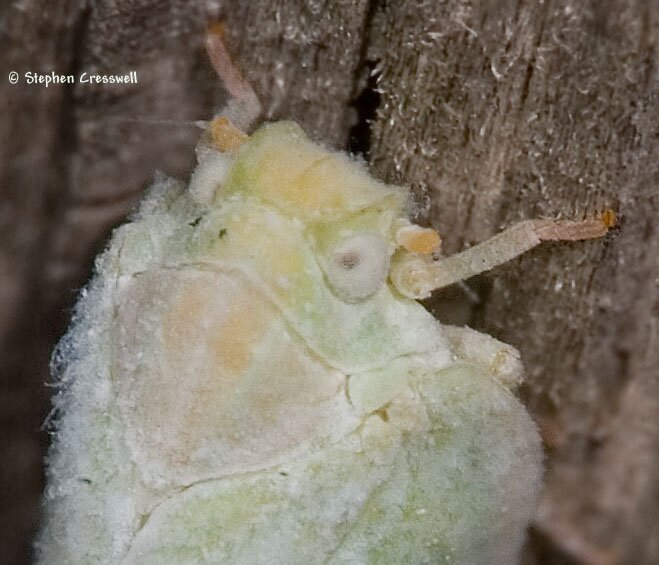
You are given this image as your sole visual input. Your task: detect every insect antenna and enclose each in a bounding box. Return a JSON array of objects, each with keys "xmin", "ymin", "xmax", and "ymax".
[{"xmin": 104, "ymin": 116, "xmax": 208, "ymax": 129}]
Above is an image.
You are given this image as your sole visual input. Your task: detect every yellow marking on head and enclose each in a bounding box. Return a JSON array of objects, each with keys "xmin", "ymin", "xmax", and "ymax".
[
  {"xmin": 396, "ymin": 225, "xmax": 441, "ymax": 255},
  {"xmin": 228, "ymin": 122, "xmax": 407, "ymax": 219},
  {"xmin": 292, "ymin": 156, "xmax": 348, "ymax": 210},
  {"xmin": 256, "ymin": 148, "xmax": 348, "ymax": 214},
  {"xmin": 210, "ymin": 117, "xmax": 248, "ymax": 152}
]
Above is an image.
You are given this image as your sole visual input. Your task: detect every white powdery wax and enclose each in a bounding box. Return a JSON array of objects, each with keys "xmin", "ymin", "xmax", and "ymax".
[{"xmin": 37, "ymin": 120, "xmax": 544, "ymax": 564}]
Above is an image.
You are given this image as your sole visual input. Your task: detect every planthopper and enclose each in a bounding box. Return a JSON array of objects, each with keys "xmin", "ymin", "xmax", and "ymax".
[{"xmin": 36, "ymin": 25, "xmax": 615, "ymax": 565}]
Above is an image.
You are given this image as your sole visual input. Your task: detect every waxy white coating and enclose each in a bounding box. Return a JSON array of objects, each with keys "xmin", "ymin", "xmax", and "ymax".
[{"xmin": 37, "ymin": 121, "xmax": 542, "ymax": 564}]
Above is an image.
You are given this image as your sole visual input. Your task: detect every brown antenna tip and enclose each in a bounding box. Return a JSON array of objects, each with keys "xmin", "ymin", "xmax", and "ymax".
[
  {"xmin": 207, "ymin": 21, "xmax": 226, "ymax": 40},
  {"xmin": 600, "ymin": 209, "xmax": 617, "ymax": 229}
]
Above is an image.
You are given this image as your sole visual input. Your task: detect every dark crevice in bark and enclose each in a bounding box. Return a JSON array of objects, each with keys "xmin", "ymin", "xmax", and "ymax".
[
  {"xmin": 347, "ymin": 59, "xmax": 381, "ymax": 158},
  {"xmin": 346, "ymin": 0, "xmax": 381, "ymax": 157}
]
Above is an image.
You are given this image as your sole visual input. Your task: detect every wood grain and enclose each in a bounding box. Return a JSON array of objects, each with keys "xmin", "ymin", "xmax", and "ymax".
[{"xmin": 1, "ymin": 1, "xmax": 656, "ymax": 563}]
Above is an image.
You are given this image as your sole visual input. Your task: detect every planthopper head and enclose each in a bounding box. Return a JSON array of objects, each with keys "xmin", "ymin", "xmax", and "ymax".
[
  {"xmin": 178, "ymin": 118, "xmax": 453, "ymax": 378},
  {"xmin": 196, "ymin": 118, "xmax": 441, "ymax": 304},
  {"xmin": 193, "ymin": 117, "xmax": 613, "ymax": 307}
]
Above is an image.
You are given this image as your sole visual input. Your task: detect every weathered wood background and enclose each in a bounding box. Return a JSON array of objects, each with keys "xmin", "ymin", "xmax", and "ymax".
[{"xmin": 1, "ymin": 1, "xmax": 657, "ymax": 563}]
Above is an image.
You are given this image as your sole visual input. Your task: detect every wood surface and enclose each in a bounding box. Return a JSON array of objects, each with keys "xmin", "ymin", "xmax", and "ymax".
[{"xmin": 1, "ymin": 1, "xmax": 657, "ymax": 563}]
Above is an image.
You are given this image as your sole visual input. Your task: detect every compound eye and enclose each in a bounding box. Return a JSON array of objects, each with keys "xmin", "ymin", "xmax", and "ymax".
[{"xmin": 326, "ymin": 233, "xmax": 391, "ymax": 301}]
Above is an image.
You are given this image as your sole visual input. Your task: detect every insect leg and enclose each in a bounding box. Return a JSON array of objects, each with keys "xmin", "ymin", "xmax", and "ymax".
[{"xmin": 442, "ymin": 325, "xmax": 524, "ymax": 389}]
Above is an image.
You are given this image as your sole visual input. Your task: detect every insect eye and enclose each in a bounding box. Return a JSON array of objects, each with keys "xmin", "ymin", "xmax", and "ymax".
[
  {"xmin": 326, "ymin": 233, "xmax": 391, "ymax": 301},
  {"xmin": 336, "ymin": 250, "xmax": 361, "ymax": 270}
]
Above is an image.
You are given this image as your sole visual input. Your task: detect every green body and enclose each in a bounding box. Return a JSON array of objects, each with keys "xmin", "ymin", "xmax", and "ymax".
[{"xmin": 37, "ymin": 122, "xmax": 542, "ymax": 564}]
